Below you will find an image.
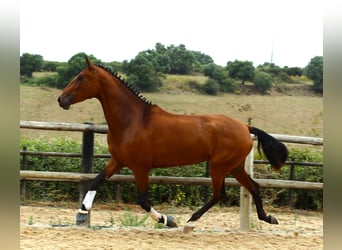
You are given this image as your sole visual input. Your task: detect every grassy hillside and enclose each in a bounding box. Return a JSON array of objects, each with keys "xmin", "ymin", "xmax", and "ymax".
[{"xmin": 20, "ymin": 84, "xmax": 322, "ymax": 147}]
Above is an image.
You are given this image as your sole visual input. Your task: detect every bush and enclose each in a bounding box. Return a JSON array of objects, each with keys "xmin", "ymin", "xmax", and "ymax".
[
  {"xmin": 34, "ymin": 75, "xmax": 59, "ymax": 88},
  {"xmin": 20, "ymin": 138, "xmax": 82, "ymax": 201},
  {"xmin": 20, "ymin": 74, "xmax": 58, "ymax": 88},
  {"xmin": 123, "ymin": 53, "xmax": 163, "ymax": 92},
  {"xmin": 254, "ymin": 147, "xmax": 323, "ymax": 210},
  {"xmin": 305, "ymin": 56, "xmax": 323, "ymax": 93},
  {"xmin": 278, "ymin": 148, "xmax": 322, "ymax": 210},
  {"xmin": 277, "ymin": 72, "xmax": 294, "ymax": 83},
  {"xmin": 126, "ymin": 73, "xmax": 162, "ymax": 92},
  {"xmin": 219, "ymin": 77, "xmax": 235, "ymax": 93},
  {"xmin": 202, "ymin": 79, "xmax": 220, "ymax": 95},
  {"xmin": 253, "ymin": 71, "xmax": 273, "ymax": 93}
]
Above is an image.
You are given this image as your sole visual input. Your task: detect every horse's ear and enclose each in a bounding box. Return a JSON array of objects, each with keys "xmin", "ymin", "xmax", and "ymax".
[{"xmin": 85, "ymin": 55, "xmax": 93, "ymax": 68}]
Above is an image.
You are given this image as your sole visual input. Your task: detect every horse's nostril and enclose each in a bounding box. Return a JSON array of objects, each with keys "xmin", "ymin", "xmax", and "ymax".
[{"xmin": 57, "ymin": 95, "xmax": 71, "ymax": 110}]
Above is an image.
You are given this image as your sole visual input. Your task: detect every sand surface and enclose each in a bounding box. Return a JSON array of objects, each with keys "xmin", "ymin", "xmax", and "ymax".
[{"xmin": 20, "ymin": 203, "xmax": 323, "ymax": 250}]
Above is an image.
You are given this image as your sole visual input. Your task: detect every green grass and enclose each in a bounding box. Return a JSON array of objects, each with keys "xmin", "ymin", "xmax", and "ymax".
[
  {"xmin": 119, "ymin": 209, "xmax": 150, "ymax": 227},
  {"xmin": 28, "ymin": 216, "xmax": 34, "ymax": 225}
]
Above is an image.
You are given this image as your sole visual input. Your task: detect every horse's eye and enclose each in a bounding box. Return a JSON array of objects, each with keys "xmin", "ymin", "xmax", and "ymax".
[{"xmin": 77, "ymin": 75, "xmax": 85, "ymax": 82}]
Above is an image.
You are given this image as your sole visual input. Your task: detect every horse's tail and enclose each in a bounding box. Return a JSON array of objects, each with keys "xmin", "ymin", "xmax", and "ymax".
[{"xmin": 248, "ymin": 126, "xmax": 288, "ymax": 171}]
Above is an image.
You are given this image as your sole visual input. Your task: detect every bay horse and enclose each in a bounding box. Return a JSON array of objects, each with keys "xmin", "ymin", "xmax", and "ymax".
[{"xmin": 58, "ymin": 56, "xmax": 288, "ymax": 232}]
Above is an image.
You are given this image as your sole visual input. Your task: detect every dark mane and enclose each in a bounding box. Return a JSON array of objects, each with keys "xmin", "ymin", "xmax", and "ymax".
[{"xmin": 96, "ymin": 64, "xmax": 152, "ymax": 105}]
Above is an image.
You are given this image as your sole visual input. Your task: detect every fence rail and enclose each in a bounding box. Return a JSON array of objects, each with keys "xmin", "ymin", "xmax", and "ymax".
[
  {"xmin": 20, "ymin": 120, "xmax": 323, "ymax": 145},
  {"xmin": 19, "ymin": 150, "xmax": 323, "ymax": 167},
  {"xmin": 20, "ymin": 170, "xmax": 323, "ymax": 190},
  {"xmin": 20, "ymin": 120, "xmax": 323, "ymax": 230}
]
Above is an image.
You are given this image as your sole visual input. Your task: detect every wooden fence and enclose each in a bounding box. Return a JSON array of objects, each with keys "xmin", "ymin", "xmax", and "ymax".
[{"xmin": 20, "ymin": 120, "xmax": 323, "ymax": 230}]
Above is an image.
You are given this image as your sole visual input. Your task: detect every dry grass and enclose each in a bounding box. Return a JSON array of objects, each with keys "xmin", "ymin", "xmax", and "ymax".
[
  {"xmin": 32, "ymin": 72, "xmax": 57, "ymax": 78},
  {"xmin": 20, "ymin": 85, "xmax": 322, "ymax": 146}
]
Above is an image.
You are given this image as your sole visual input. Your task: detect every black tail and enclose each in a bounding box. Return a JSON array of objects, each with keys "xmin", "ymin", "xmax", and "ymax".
[{"xmin": 249, "ymin": 126, "xmax": 288, "ymax": 171}]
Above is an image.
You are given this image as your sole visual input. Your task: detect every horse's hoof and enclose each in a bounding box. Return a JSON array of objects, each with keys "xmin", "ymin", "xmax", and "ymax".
[
  {"xmin": 183, "ymin": 225, "xmax": 195, "ymax": 234},
  {"xmin": 76, "ymin": 211, "xmax": 88, "ymax": 226},
  {"xmin": 166, "ymin": 215, "xmax": 178, "ymax": 228},
  {"xmin": 269, "ymin": 215, "xmax": 279, "ymax": 224},
  {"xmin": 183, "ymin": 222, "xmax": 195, "ymax": 233}
]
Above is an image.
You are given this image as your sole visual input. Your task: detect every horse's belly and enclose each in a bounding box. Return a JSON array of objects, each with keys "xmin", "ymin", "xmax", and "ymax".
[{"xmin": 151, "ymin": 143, "xmax": 209, "ymax": 167}]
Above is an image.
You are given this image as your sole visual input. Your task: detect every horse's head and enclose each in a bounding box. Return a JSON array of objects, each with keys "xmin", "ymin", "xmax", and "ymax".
[{"xmin": 58, "ymin": 56, "xmax": 99, "ymax": 110}]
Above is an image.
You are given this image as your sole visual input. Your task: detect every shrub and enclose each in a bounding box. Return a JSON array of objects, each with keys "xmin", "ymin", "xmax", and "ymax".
[
  {"xmin": 219, "ymin": 77, "xmax": 235, "ymax": 93},
  {"xmin": 305, "ymin": 56, "xmax": 323, "ymax": 93},
  {"xmin": 20, "ymin": 74, "xmax": 58, "ymax": 88},
  {"xmin": 202, "ymin": 79, "xmax": 219, "ymax": 95},
  {"xmin": 254, "ymin": 147, "xmax": 323, "ymax": 210},
  {"xmin": 253, "ymin": 71, "xmax": 273, "ymax": 93},
  {"xmin": 35, "ymin": 75, "xmax": 59, "ymax": 88},
  {"xmin": 277, "ymin": 72, "xmax": 294, "ymax": 83}
]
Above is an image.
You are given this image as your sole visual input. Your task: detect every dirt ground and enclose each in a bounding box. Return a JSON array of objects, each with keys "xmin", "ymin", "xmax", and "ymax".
[{"xmin": 20, "ymin": 203, "xmax": 323, "ymax": 250}]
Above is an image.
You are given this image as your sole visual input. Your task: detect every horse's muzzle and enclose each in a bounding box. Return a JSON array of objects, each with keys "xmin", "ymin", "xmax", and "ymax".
[{"xmin": 57, "ymin": 95, "xmax": 71, "ymax": 110}]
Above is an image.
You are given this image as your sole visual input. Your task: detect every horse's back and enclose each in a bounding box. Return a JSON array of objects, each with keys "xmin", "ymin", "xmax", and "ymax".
[{"xmin": 146, "ymin": 108, "xmax": 252, "ymax": 167}]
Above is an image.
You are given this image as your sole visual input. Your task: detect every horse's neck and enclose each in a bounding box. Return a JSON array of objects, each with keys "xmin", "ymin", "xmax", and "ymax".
[{"xmin": 97, "ymin": 78, "xmax": 147, "ymax": 132}]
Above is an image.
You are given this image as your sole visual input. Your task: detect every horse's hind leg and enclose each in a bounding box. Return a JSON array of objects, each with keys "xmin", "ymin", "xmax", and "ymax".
[
  {"xmin": 184, "ymin": 165, "xmax": 227, "ymax": 232},
  {"xmin": 76, "ymin": 158, "xmax": 122, "ymax": 225},
  {"xmin": 230, "ymin": 164, "xmax": 278, "ymax": 224},
  {"xmin": 186, "ymin": 181, "xmax": 226, "ymax": 220}
]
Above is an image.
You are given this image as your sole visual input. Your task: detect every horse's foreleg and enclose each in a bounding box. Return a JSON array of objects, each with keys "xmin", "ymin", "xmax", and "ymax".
[
  {"xmin": 134, "ymin": 169, "xmax": 177, "ymax": 228},
  {"xmin": 137, "ymin": 192, "xmax": 177, "ymax": 227},
  {"xmin": 75, "ymin": 171, "xmax": 105, "ymax": 225},
  {"xmin": 76, "ymin": 158, "xmax": 122, "ymax": 225}
]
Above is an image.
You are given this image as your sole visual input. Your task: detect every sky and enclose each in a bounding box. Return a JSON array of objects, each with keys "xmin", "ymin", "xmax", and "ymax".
[{"xmin": 20, "ymin": 0, "xmax": 323, "ymax": 68}]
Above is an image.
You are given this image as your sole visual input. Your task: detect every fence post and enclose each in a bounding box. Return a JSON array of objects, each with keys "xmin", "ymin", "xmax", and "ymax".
[
  {"xmin": 20, "ymin": 146, "xmax": 27, "ymax": 202},
  {"xmin": 288, "ymin": 163, "xmax": 295, "ymax": 206},
  {"xmin": 77, "ymin": 122, "xmax": 94, "ymax": 226},
  {"xmin": 204, "ymin": 161, "xmax": 210, "ymax": 202},
  {"xmin": 240, "ymin": 147, "xmax": 254, "ymax": 231}
]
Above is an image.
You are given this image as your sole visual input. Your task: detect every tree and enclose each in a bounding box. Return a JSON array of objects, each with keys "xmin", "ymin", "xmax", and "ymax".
[
  {"xmin": 253, "ymin": 71, "xmax": 273, "ymax": 93},
  {"xmin": 168, "ymin": 44, "xmax": 195, "ymax": 74},
  {"xmin": 226, "ymin": 60, "xmax": 255, "ymax": 84},
  {"xmin": 203, "ymin": 63, "xmax": 234, "ymax": 92},
  {"xmin": 123, "ymin": 52, "xmax": 162, "ymax": 92},
  {"xmin": 256, "ymin": 62, "xmax": 281, "ymax": 76},
  {"xmin": 192, "ymin": 51, "xmax": 214, "ymax": 65},
  {"xmin": 55, "ymin": 52, "xmax": 101, "ymax": 89},
  {"xmin": 191, "ymin": 51, "xmax": 214, "ymax": 72},
  {"xmin": 283, "ymin": 66, "xmax": 303, "ymax": 76},
  {"xmin": 122, "ymin": 43, "xmax": 216, "ymax": 91},
  {"xmin": 305, "ymin": 56, "xmax": 323, "ymax": 93},
  {"xmin": 153, "ymin": 43, "xmax": 171, "ymax": 73},
  {"xmin": 203, "ymin": 63, "xmax": 224, "ymax": 81},
  {"xmin": 105, "ymin": 61, "xmax": 123, "ymax": 73},
  {"xmin": 42, "ymin": 61, "xmax": 61, "ymax": 72},
  {"xmin": 20, "ymin": 53, "xmax": 43, "ymax": 77}
]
